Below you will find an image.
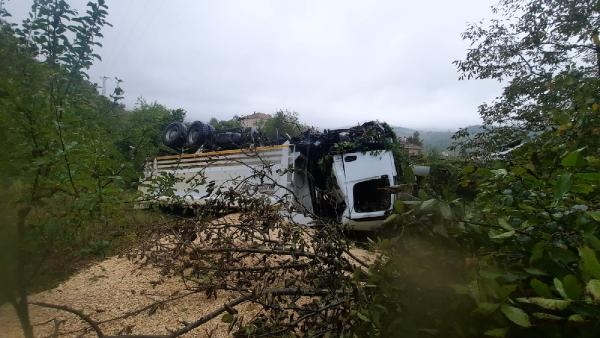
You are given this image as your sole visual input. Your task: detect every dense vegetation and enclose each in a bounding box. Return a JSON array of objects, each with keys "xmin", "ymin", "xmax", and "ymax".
[
  {"xmin": 362, "ymin": 1, "xmax": 600, "ymax": 337},
  {"xmin": 0, "ymin": 1, "xmax": 187, "ymax": 336}
]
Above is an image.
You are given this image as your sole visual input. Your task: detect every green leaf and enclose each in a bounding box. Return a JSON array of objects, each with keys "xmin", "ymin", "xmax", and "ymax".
[
  {"xmin": 498, "ymin": 218, "xmax": 513, "ymax": 230},
  {"xmin": 561, "ymin": 148, "xmax": 586, "ymax": 167},
  {"xmin": 474, "ymin": 302, "xmax": 500, "ymax": 315},
  {"xmin": 393, "ymin": 199, "xmax": 405, "ymax": 213},
  {"xmin": 500, "ymin": 304, "xmax": 532, "ymax": 328},
  {"xmin": 484, "ymin": 328, "xmax": 508, "ymax": 337},
  {"xmin": 530, "ymin": 242, "xmax": 544, "ymax": 263},
  {"xmin": 420, "ymin": 198, "xmax": 437, "ymax": 211},
  {"xmin": 532, "ymin": 312, "xmax": 563, "ymax": 320},
  {"xmin": 562, "ymin": 274, "xmax": 583, "ymax": 299},
  {"xmin": 584, "ymin": 234, "xmax": 600, "ymax": 251},
  {"xmin": 221, "ymin": 313, "xmax": 234, "ymax": 323},
  {"xmin": 479, "ymin": 267, "xmax": 506, "ymax": 280},
  {"xmin": 516, "ymin": 297, "xmax": 571, "ymax": 310},
  {"xmin": 523, "ymin": 268, "xmax": 547, "ymax": 276},
  {"xmin": 550, "ymin": 247, "xmax": 578, "ymax": 264},
  {"xmin": 490, "ymin": 230, "xmax": 515, "ymax": 239},
  {"xmin": 356, "ymin": 311, "xmax": 371, "ymax": 322},
  {"xmin": 530, "ymin": 279, "xmax": 553, "ymax": 298},
  {"xmin": 491, "ymin": 169, "xmax": 508, "ymax": 177},
  {"xmin": 570, "ymin": 183, "xmax": 594, "ymax": 194},
  {"xmin": 588, "ymin": 211, "xmax": 600, "ymax": 223},
  {"xmin": 518, "ymin": 202, "xmax": 537, "ymax": 212},
  {"xmin": 585, "ymin": 279, "xmax": 600, "ymax": 302},
  {"xmin": 553, "ymin": 173, "xmax": 572, "ymax": 200},
  {"xmin": 463, "ymin": 165, "xmax": 475, "ymax": 174},
  {"xmin": 519, "ymin": 220, "xmax": 532, "ymax": 230},
  {"xmin": 383, "ymin": 213, "xmax": 399, "ymax": 225},
  {"xmin": 496, "ymin": 284, "xmax": 517, "ymax": 299},
  {"xmin": 574, "ymin": 173, "xmax": 600, "ymax": 182},
  {"xmin": 568, "ymin": 314, "xmax": 585, "ymax": 322},
  {"xmin": 439, "ymin": 202, "xmax": 452, "ymax": 220},
  {"xmin": 554, "ymin": 278, "xmax": 569, "ymax": 299},
  {"xmin": 579, "ymin": 246, "xmax": 600, "ymax": 279}
]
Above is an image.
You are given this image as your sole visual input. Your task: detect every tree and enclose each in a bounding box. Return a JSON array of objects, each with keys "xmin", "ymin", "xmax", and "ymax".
[
  {"xmin": 406, "ymin": 131, "xmax": 423, "ymax": 146},
  {"xmin": 0, "ymin": 2, "xmax": 115, "ymax": 337},
  {"xmin": 115, "ymin": 100, "xmax": 187, "ymax": 185},
  {"xmin": 367, "ymin": 1, "xmax": 600, "ymax": 335},
  {"xmin": 259, "ymin": 110, "xmax": 307, "ymax": 140},
  {"xmin": 453, "ymin": 0, "xmax": 600, "ymax": 155},
  {"xmin": 375, "ymin": 98, "xmax": 600, "ymax": 336},
  {"xmin": 355, "ymin": 2, "xmax": 600, "ymax": 336},
  {"xmin": 208, "ymin": 116, "xmax": 242, "ymax": 130}
]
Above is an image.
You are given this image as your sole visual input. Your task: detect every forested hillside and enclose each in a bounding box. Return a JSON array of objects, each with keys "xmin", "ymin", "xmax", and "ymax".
[
  {"xmin": 392, "ymin": 125, "xmax": 485, "ymax": 153},
  {"xmin": 393, "ymin": 126, "xmax": 455, "ymax": 151}
]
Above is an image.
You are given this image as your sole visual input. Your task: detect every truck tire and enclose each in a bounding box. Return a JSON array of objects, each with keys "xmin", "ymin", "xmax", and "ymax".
[
  {"xmin": 163, "ymin": 122, "xmax": 188, "ymax": 148},
  {"xmin": 214, "ymin": 132, "xmax": 242, "ymax": 149},
  {"xmin": 187, "ymin": 121, "xmax": 215, "ymax": 147}
]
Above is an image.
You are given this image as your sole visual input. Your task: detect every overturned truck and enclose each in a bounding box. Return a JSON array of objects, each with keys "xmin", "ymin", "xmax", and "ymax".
[{"xmin": 139, "ymin": 121, "xmax": 398, "ymax": 231}]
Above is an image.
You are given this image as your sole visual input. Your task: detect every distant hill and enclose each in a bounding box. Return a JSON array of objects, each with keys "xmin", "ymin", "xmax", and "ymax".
[
  {"xmin": 392, "ymin": 126, "xmax": 453, "ymax": 151},
  {"xmin": 392, "ymin": 125, "xmax": 483, "ymax": 152},
  {"xmin": 336, "ymin": 124, "xmax": 482, "ymax": 152}
]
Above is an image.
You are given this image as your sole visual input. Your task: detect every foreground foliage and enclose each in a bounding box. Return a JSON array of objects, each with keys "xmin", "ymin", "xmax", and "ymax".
[
  {"xmin": 369, "ymin": 97, "xmax": 600, "ymax": 337},
  {"xmin": 453, "ymin": 0, "xmax": 600, "ymax": 157},
  {"xmin": 0, "ymin": 2, "xmax": 187, "ymax": 336},
  {"xmin": 366, "ymin": 0, "xmax": 600, "ymax": 336}
]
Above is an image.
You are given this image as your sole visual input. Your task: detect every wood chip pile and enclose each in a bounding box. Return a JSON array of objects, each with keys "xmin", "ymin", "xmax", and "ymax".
[
  {"xmin": 0, "ymin": 255, "xmax": 257, "ymax": 337},
  {"xmin": 0, "ymin": 236, "xmax": 375, "ymax": 338}
]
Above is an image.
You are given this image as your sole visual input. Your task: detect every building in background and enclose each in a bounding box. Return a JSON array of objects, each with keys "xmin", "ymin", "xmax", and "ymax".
[
  {"xmin": 405, "ymin": 143, "xmax": 424, "ymax": 156},
  {"xmin": 237, "ymin": 112, "xmax": 271, "ymax": 128},
  {"xmin": 397, "ymin": 136, "xmax": 423, "ymax": 156}
]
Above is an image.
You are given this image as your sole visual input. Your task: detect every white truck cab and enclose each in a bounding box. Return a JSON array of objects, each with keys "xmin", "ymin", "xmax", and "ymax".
[{"xmin": 332, "ymin": 151, "xmax": 396, "ymax": 230}]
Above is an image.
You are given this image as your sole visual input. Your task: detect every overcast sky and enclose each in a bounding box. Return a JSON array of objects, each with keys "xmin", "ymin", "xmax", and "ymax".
[{"xmin": 5, "ymin": 0, "xmax": 500, "ymax": 130}]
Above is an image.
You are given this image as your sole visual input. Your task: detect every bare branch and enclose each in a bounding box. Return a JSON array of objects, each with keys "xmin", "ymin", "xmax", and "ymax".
[
  {"xmin": 29, "ymin": 302, "xmax": 104, "ymax": 337},
  {"xmin": 168, "ymin": 294, "xmax": 255, "ymax": 337}
]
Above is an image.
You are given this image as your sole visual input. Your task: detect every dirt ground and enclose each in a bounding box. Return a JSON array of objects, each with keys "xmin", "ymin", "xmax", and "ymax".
[
  {"xmin": 0, "ymin": 247, "xmax": 375, "ymax": 338},
  {"xmin": 0, "ymin": 255, "xmax": 261, "ymax": 338}
]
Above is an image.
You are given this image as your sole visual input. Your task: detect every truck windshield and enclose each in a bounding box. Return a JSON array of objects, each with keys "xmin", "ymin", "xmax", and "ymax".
[{"xmin": 353, "ymin": 177, "xmax": 390, "ymax": 213}]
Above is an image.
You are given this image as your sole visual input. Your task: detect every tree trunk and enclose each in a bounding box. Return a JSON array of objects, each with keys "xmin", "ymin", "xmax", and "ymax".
[
  {"xmin": 14, "ymin": 299, "xmax": 34, "ymax": 338},
  {"xmin": 13, "ymin": 206, "xmax": 34, "ymax": 338},
  {"xmin": 596, "ymin": 47, "xmax": 600, "ymax": 78}
]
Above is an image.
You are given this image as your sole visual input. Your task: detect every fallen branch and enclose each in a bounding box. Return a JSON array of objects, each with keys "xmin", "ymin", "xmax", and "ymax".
[
  {"xmin": 344, "ymin": 248, "xmax": 370, "ymax": 268},
  {"xmin": 194, "ymin": 262, "xmax": 311, "ymax": 272},
  {"xmin": 31, "ymin": 286, "xmax": 351, "ymax": 338},
  {"xmin": 59, "ymin": 290, "xmax": 202, "ymax": 336},
  {"xmin": 168, "ymin": 294, "xmax": 255, "ymax": 337},
  {"xmin": 29, "ymin": 302, "xmax": 104, "ymax": 337},
  {"xmin": 192, "ymin": 246, "xmax": 320, "ymax": 259}
]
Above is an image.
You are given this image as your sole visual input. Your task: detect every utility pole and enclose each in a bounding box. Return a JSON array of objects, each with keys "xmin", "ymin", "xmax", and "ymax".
[{"xmin": 100, "ymin": 76, "xmax": 109, "ymax": 96}]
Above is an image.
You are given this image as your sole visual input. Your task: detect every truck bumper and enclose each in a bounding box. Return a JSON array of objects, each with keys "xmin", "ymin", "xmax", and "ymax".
[{"xmin": 344, "ymin": 216, "xmax": 387, "ymax": 231}]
